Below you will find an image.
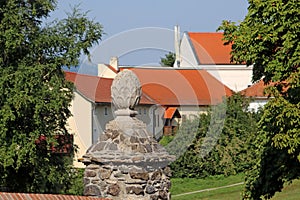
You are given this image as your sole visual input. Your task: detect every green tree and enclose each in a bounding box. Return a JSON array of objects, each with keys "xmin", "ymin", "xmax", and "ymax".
[
  {"xmin": 218, "ymin": 0, "xmax": 300, "ymax": 199},
  {"xmin": 170, "ymin": 94, "xmax": 260, "ymax": 178},
  {"xmin": 0, "ymin": 1, "xmax": 103, "ymax": 193},
  {"xmin": 160, "ymin": 52, "xmax": 175, "ymax": 67}
]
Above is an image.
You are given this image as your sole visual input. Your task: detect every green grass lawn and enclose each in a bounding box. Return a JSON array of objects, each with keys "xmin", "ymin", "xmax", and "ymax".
[
  {"xmin": 272, "ymin": 179, "xmax": 300, "ymax": 200},
  {"xmin": 171, "ymin": 174, "xmax": 300, "ymax": 200}
]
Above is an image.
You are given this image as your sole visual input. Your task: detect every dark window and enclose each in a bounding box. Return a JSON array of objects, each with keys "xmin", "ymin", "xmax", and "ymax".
[{"xmin": 182, "ymin": 114, "xmax": 187, "ymax": 122}]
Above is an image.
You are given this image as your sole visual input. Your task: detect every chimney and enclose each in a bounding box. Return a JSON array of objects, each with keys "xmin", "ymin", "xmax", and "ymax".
[
  {"xmin": 109, "ymin": 56, "xmax": 119, "ymax": 71},
  {"xmin": 173, "ymin": 25, "xmax": 181, "ymax": 68}
]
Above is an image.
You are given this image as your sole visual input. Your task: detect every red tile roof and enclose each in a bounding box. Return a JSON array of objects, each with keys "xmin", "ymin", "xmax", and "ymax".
[
  {"xmin": 127, "ymin": 68, "xmax": 232, "ymax": 105},
  {"xmin": 164, "ymin": 107, "xmax": 181, "ymax": 119},
  {"xmin": 240, "ymin": 80, "xmax": 268, "ymax": 97},
  {"xmin": 65, "ymin": 68, "xmax": 232, "ymax": 106},
  {"xmin": 65, "ymin": 71, "xmax": 112, "ymax": 103},
  {"xmin": 188, "ymin": 32, "xmax": 232, "ymax": 64},
  {"xmin": 65, "ymin": 71, "xmax": 154, "ymax": 104},
  {"xmin": 0, "ymin": 192, "xmax": 107, "ymax": 200}
]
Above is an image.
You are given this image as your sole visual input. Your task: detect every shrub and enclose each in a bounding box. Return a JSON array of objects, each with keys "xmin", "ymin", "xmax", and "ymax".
[{"xmin": 170, "ymin": 94, "xmax": 261, "ymax": 178}]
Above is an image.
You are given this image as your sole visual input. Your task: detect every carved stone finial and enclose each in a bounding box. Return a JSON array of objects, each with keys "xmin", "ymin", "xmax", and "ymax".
[
  {"xmin": 111, "ymin": 70, "xmax": 141, "ymax": 113},
  {"xmin": 81, "ymin": 69, "xmax": 174, "ymax": 200}
]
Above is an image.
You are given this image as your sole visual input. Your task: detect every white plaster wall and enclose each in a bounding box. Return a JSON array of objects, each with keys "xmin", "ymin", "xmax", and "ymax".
[
  {"xmin": 93, "ymin": 104, "xmax": 162, "ymax": 140},
  {"xmin": 136, "ymin": 105, "xmax": 165, "ymax": 139},
  {"xmin": 67, "ymin": 92, "xmax": 92, "ymax": 168},
  {"xmin": 205, "ymin": 65, "xmax": 253, "ymax": 92},
  {"xmin": 249, "ymin": 99, "xmax": 268, "ymax": 112},
  {"xmin": 135, "ymin": 105, "xmax": 152, "ymax": 128},
  {"xmin": 180, "ymin": 33, "xmax": 199, "ymax": 67},
  {"xmin": 93, "ymin": 104, "xmax": 114, "ymax": 143},
  {"xmin": 179, "ymin": 33, "xmax": 253, "ymax": 92},
  {"xmin": 178, "ymin": 105, "xmax": 207, "ymax": 121},
  {"xmin": 98, "ymin": 64, "xmax": 117, "ymax": 78},
  {"xmin": 178, "ymin": 65, "xmax": 253, "ymax": 92}
]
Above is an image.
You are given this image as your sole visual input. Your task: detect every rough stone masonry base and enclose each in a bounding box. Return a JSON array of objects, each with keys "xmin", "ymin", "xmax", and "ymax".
[{"xmin": 84, "ymin": 163, "xmax": 172, "ymax": 200}]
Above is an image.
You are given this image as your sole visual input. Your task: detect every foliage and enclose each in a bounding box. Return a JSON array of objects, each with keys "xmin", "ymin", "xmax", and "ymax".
[
  {"xmin": 0, "ymin": 0, "xmax": 103, "ymax": 193},
  {"xmin": 66, "ymin": 168, "xmax": 84, "ymax": 195},
  {"xmin": 218, "ymin": 0, "xmax": 300, "ymax": 199},
  {"xmin": 170, "ymin": 94, "xmax": 260, "ymax": 178},
  {"xmin": 242, "ymin": 96, "xmax": 300, "ymax": 200},
  {"xmin": 159, "ymin": 135, "xmax": 175, "ymax": 147},
  {"xmin": 160, "ymin": 52, "xmax": 175, "ymax": 67},
  {"xmin": 218, "ymin": 0, "xmax": 300, "ymax": 85},
  {"xmin": 165, "ymin": 116, "xmax": 200, "ymax": 158}
]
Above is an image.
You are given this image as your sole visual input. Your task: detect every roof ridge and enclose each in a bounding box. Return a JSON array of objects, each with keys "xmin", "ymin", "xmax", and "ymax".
[
  {"xmin": 188, "ymin": 32, "xmax": 223, "ymax": 34},
  {"xmin": 64, "ymin": 71, "xmax": 113, "ymax": 81}
]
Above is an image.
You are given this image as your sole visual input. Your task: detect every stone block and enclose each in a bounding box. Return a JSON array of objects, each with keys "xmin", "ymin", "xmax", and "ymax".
[
  {"xmin": 130, "ymin": 136, "xmax": 138, "ymax": 143},
  {"xmin": 84, "ymin": 185, "xmax": 101, "ymax": 196},
  {"xmin": 150, "ymin": 194, "xmax": 159, "ymax": 200},
  {"xmin": 106, "ymin": 179, "xmax": 118, "ymax": 184},
  {"xmin": 131, "ymin": 144, "xmax": 138, "ymax": 151},
  {"xmin": 125, "ymin": 179, "xmax": 147, "ymax": 184},
  {"xmin": 129, "ymin": 172, "xmax": 149, "ymax": 180},
  {"xmin": 108, "ymin": 143, "xmax": 118, "ymax": 150},
  {"xmin": 113, "ymin": 172, "xmax": 124, "ymax": 178},
  {"xmin": 126, "ymin": 186, "xmax": 144, "ymax": 195},
  {"xmin": 120, "ymin": 134, "xmax": 125, "ymax": 142},
  {"xmin": 132, "ymin": 155, "xmax": 144, "ymax": 162},
  {"xmin": 145, "ymin": 185, "xmax": 156, "ymax": 194},
  {"xmin": 86, "ymin": 164, "xmax": 100, "ymax": 169},
  {"xmin": 111, "ymin": 130, "xmax": 120, "ymax": 139},
  {"xmin": 163, "ymin": 180, "xmax": 171, "ymax": 190},
  {"xmin": 83, "ymin": 178, "xmax": 90, "ymax": 185},
  {"xmin": 159, "ymin": 190, "xmax": 168, "ymax": 200},
  {"xmin": 107, "ymin": 183, "xmax": 120, "ymax": 196},
  {"xmin": 139, "ymin": 138, "xmax": 146, "ymax": 143},
  {"xmin": 163, "ymin": 166, "xmax": 172, "ymax": 177},
  {"xmin": 119, "ymin": 165, "xmax": 130, "ymax": 174},
  {"xmin": 84, "ymin": 170, "xmax": 96, "ymax": 177},
  {"xmin": 91, "ymin": 180, "xmax": 100, "ymax": 184},
  {"xmin": 114, "ymin": 139, "xmax": 120, "ymax": 144},
  {"xmin": 99, "ymin": 168, "xmax": 112, "ymax": 180},
  {"xmin": 137, "ymin": 146, "xmax": 146, "ymax": 153},
  {"xmin": 92, "ymin": 142, "xmax": 107, "ymax": 151},
  {"xmin": 99, "ymin": 181, "xmax": 107, "ymax": 191},
  {"xmin": 151, "ymin": 170, "xmax": 162, "ymax": 181},
  {"xmin": 145, "ymin": 144, "xmax": 152, "ymax": 152},
  {"xmin": 99, "ymin": 133, "xmax": 109, "ymax": 141}
]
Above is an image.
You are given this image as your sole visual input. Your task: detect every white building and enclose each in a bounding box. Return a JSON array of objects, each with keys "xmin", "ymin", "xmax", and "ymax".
[
  {"xmin": 240, "ymin": 80, "xmax": 270, "ymax": 112},
  {"xmin": 179, "ymin": 32, "xmax": 253, "ymax": 92},
  {"xmin": 65, "ymin": 66, "xmax": 232, "ymax": 167}
]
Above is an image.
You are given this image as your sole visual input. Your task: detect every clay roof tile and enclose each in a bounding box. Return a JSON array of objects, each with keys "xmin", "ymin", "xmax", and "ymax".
[{"xmin": 188, "ymin": 32, "xmax": 232, "ymax": 64}]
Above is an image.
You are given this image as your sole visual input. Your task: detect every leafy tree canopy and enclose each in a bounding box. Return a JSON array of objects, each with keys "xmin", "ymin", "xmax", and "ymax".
[
  {"xmin": 0, "ymin": 0, "xmax": 103, "ymax": 193},
  {"xmin": 218, "ymin": 0, "xmax": 300, "ymax": 86},
  {"xmin": 160, "ymin": 52, "xmax": 175, "ymax": 67},
  {"xmin": 169, "ymin": 94, "xmax": 260, "ymax": 178},
  {"xmin": 218, "ymin": 0, "xmax": 300, "ymax": 199}
]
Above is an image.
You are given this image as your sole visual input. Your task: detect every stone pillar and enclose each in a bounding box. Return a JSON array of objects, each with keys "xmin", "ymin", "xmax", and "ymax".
[{"xmin": 81, "ymin": 70, "xmax": 175, "ymax": 200}]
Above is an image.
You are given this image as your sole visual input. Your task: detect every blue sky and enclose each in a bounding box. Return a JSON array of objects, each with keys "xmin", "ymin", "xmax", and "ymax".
[{"xmin": 50, "ymin": 0, "xmax": 249, "ymax": 73}]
